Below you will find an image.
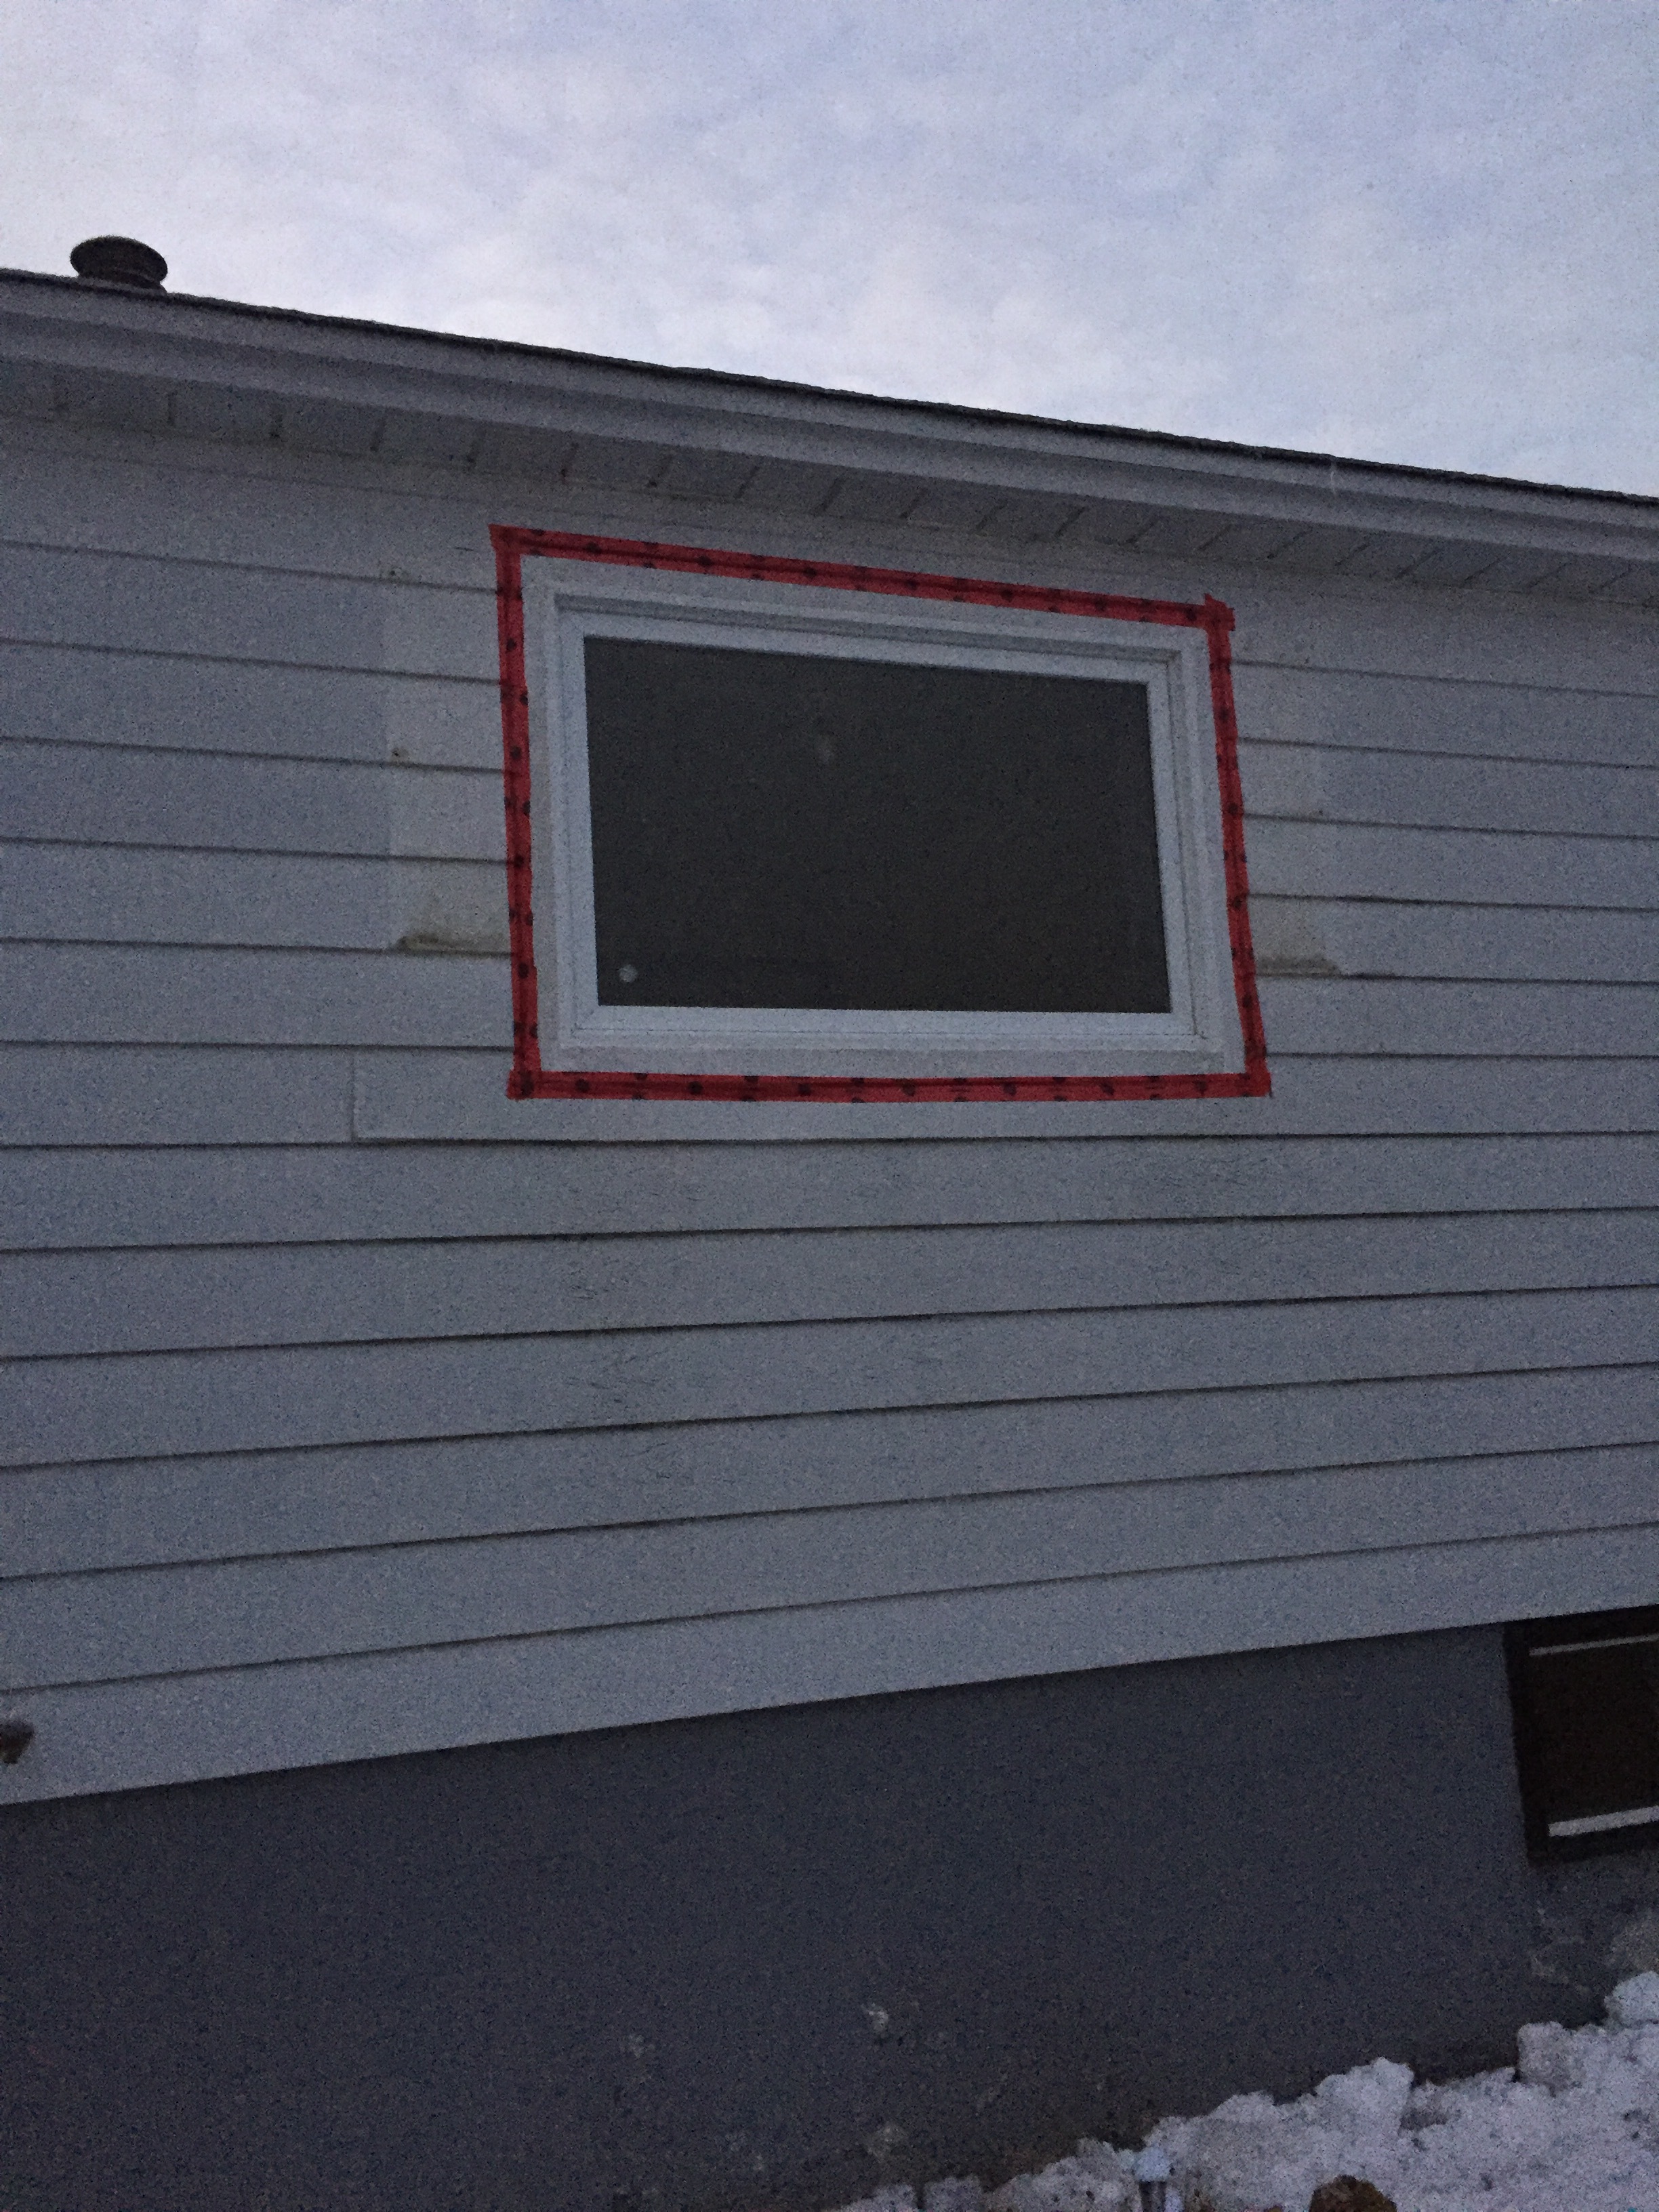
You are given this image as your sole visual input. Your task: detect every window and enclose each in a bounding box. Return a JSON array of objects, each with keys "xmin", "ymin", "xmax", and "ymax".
[
  {"xmin": 493, "ymin": 528, "xmax": 1269, "ymax": 1103},
  {"xmin": 1506, "ymin": 1607, "xmax": 1659, "ymax": 1860}
]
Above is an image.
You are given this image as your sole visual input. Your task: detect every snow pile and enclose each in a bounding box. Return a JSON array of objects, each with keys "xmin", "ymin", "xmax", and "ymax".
[
  {"xmin": 1149, "ymin": 1971, "xmax": 1659, "ymax": 2212},
  {"xmin": 830, "ymin": 1973, "xmax": 1659, "ymax": 2212},
  {"xmin": 829, "ymin": 2152, "xmax": 1141, "ymax": 2212}
]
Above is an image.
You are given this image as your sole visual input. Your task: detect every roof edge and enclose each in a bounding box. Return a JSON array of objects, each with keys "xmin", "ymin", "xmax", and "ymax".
[{"xmin": 4, "ymin": 264, "xmax": 1654, "ymax": 520}]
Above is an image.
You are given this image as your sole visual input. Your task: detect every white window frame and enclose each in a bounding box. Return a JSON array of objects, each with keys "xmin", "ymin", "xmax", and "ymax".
[{"xmin": 520, "ymin": 557, "xmax": 1246, "ymax": 1080}]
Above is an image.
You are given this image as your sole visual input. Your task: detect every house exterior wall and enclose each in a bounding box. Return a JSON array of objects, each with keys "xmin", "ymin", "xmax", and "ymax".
[{"xmin": 2, "ymin": 387, "xmax": 1657, "ymax": 1807}]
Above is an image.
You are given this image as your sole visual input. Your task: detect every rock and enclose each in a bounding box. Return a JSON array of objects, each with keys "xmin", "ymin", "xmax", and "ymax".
[
  {"xmin": 1306, "ymin": 2181, "xmax": 1397, "ymax": 2212},
  {"xmin": 1606, "ymin": 1969, "xmax": 1659, "ymax": 2026}
]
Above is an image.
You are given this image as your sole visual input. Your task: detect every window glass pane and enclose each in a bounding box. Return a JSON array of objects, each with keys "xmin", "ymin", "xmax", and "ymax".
[
  {"xmin": 1527, "ymin": 1640, "xmax": 1659, "ymax": 1829},
  {"xmin": 583, "ymin": 638, "xmax": 1172, "ymax": 1015}
]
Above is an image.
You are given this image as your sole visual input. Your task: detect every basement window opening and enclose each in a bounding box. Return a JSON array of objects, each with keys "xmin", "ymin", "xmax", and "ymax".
[{"xmin": 1506, "ymin": 1607, "xmax": 1659, "ymax": 1860}]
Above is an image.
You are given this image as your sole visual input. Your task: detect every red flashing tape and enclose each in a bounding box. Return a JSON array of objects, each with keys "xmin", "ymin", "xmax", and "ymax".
[{"xmin": 491, "ymin": 527, "xmax": 1270, "ymax": 1104}]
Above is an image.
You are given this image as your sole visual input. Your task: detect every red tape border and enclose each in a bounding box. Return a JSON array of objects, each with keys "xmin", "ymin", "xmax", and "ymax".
[{"xmin": 491, "ymin": 525, "xmax": 1270, "ymax": 1103}]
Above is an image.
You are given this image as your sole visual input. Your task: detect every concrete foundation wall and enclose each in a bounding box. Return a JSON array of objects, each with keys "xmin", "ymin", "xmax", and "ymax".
[{"xmin": 10, "ymin": 1623, "xmax": 1643, "ymax": 2212}]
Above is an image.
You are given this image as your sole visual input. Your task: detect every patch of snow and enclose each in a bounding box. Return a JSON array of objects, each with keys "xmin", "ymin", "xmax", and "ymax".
[
  {"xmin": 924, "ymin": 2184, "xmax": 988, "ymax": 2212},
  {"xmin": 829, "ymin": 1975, "xmax": 1659, "ymax": 2212},
  {"xmin": 985, "ymin": 2147, "xmax": 1141, "ymax": 2210},
  {"xmin": 1607, "ymin": 1972, "xmax": 1659, "ymax": 2029}
]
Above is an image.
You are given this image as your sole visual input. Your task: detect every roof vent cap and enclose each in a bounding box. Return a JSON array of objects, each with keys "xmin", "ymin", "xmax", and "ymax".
[{"xmin": 70, "ymin": 236, "xmax": 168, "ymax": 290}]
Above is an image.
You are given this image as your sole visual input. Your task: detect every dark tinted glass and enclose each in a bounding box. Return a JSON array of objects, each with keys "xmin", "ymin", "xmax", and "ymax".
[{"xmin": 583, "ymin": 638, "xmax": 1171, "ymax": 1014}]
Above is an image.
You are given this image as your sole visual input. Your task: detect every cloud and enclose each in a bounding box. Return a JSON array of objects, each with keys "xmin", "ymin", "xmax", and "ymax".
[{"xmin": 1, "ymin": 0, "xmax": 1654, "ymax": 490}]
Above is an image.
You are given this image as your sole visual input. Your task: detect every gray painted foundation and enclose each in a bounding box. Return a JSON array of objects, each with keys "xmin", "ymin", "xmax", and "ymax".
[{"xmin": 5, "ymin": 1626, "xmax": 1646, "ymax": 2212}]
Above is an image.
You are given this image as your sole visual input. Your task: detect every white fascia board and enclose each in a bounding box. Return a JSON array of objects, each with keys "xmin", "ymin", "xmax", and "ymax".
[{"xmin": 3, "ymin": 271, "xmax": 1658, "ymax": 574}]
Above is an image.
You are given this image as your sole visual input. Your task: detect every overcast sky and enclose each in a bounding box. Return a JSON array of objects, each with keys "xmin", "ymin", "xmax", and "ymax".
[{"xmin": 3, "ymin": 1, "xmax": 1655, "ymax": 492}]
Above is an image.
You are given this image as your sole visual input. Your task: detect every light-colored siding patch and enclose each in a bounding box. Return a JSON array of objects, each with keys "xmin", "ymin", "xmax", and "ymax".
[
  {"xmin": 0, "ymin": 638, "xmax": 495, "ymax": 767},
  {"xmin": 0, "ymin": 737, "xmax": 498, "ymax": 859},
  {"xmin": 3, "ymin": 846, "xmax": 504, "ymax": 956},
  {"xmin": 1237, "ymin": 739, "xmax": 1658, "ymax": 838},
  {"xmin": 1248, "ymin": 817, "xmax": 1658, "ymax": 906},
  {"xmin": 1232, "ymin": 663, "xmax": 1659, "ymax": 770},
  {"xmin": 0, "ymin": 541, "xmax": 496, "ymax": 681}
]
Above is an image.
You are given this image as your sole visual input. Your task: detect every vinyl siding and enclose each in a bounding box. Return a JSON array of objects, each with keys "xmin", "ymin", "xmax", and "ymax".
[{"xmin": 3, "ymin": 413, "xmax": 1656, "ymax": 1803}]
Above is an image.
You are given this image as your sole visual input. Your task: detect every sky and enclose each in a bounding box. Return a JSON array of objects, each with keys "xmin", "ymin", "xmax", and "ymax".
[{"xmin": 2, "ymin": 0, "xmax": 1656, "ymax": 493}]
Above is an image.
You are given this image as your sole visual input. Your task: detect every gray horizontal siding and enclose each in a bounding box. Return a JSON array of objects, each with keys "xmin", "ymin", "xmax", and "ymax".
[
  {"xmin": 0, "ymin": 943, "xmax": 512, "ymax": 1046},
  {"xmin": 9, "ymin": 1364, "xmax": 1654, "ymax": 1577},
  {"xmin": 9, "ymin": 1443, "xmax": 1657, "ymax": 1691},
  {"xmin": 1247, "ymin": 819, "xmax": 1659, "ymax": 906},
  {"xmin": 350, "ymin": 1050, "xmax": 1659, "ymax": 1145},
  {"xmin": 7, "ymin": 728, "xmax": 1654, "ymax": 859},
  {"xmin": 3, "ymin": 422, "xmax": 1656, "ymax": 1805},
  {"xmin": 0, "ymin": 638, "xmax": 494, "ymax": 766},
  {"xmin": 7, "ymin": 635, "xmax": 1653, "ymax": 783},
  {"xmin": 5, "ymin": 431, "xmax": 1659, "ymax": 677},
  {"xmin": 7, "ymin": 1134, "xmax": 1654, "ymax": 1249},
  {"xmin": 29, "ymin": 753, "xmax": 1639, "ymax": 916},
  {"xmin": 0, "ymin": 445, "xmax": 502, "ymax": 600},
  {"xmin": 4, "ymin": 946, "xmax": 1656, "ymax": 1054},
  {"xmin": 9, "ymin": 1285, "xmax": 1656, "ymax": 1467},
  {"xmin": 12, "ymin": 846, "xmax": 1659, "ymax": 983},
  {"xmin": 9, "ymin": 1523, "xmax": 1659, "ymax": 1804},
  {"xmin": 9, "ymin": 851, "xmax": 1658, "ymax": 1025},
  {"xmin": 1, "ymin": 1048, "xmax": 1652, "ymax": 1152},
  {"xmin": 1252, "ymin": 901, "xmax": 1659, "ymax": 985},
  {"xmin": 1237, "ymin": 739, "xmax": 1658, "ymax": 839},
  {"xmin": 2, "ymin": 846, "xmax": 502, "ymax": 955},
  {"xmin": 0, "ymin": 1047, "xmax": 352, "ymax": 1146},
  {"xmin": 0, "ymin": 737, "xmax": 496, "ymax": 859},
  {"xmin": 1265, "ymin": 979, "xmax": 1659, "ymax": 1055},
  {"xmin": 1232, "ymin": 665, "xmax": 1659, "ymax": 771},
  {"xmin": 0, "ymin": 542, "xmax": 496, "ymax": 681},
  {"xmin": 7, "ymin": 1210, "xmax": 1653, "ymax": 1359}
]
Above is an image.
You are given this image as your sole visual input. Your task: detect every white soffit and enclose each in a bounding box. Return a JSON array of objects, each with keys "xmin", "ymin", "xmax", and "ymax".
[{"xmin": 2, "ymin": 269, "xmax": 1658, "ymax": 609}]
